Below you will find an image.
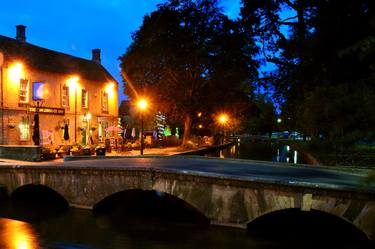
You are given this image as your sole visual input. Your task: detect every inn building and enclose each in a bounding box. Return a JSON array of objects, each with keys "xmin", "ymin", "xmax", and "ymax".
[{"xmin": 0, "ymin": 25, "xmax": 118, "ymax": 146}]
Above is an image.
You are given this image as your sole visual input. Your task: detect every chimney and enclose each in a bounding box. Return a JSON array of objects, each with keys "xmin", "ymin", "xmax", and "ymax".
[
  {"xmin": 16, "ymin": 25, "xmax": 26, "ymax": 43},
  {"xmin": 92, "ymin": 49, "xmax": 101, "ymax": 64}
]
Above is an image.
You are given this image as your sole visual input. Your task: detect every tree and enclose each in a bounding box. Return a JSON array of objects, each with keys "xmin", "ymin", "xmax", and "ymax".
[
  {"xmin": 120, "ymin": 0, "xmax": 258, "ymax": 145},
  {"xmin": 242, "ymin": 94, "xmax": 277, "ymax": 135},
  {"xmin": 241, "ymin": 0, "xmax": 375, "ymax": 147}
]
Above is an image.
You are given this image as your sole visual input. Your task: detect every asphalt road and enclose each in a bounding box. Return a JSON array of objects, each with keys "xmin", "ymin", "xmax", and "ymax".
[{"xmin": 27, "ymin": 156, "xmax": 375, "ymax": 193}]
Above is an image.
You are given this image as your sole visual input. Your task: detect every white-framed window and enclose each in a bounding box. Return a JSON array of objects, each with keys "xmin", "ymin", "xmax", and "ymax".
[
  {"xmin": 62, "ymin": 85, "xmax": 69, "ymax": 107},
  {"xmin": 81, "ymin": 89, "xmax": 88, "ymax": 108},
  {"xmin": 102, "ymin": 91, "xmax": 108, "ymax": 112},
  {"xmin": 19, "ymin": 79, "xmax": 29, "ymax": 103},
  {"xmin": 19, "ymin": 116, "xmax": 30, "ymax": 141}
]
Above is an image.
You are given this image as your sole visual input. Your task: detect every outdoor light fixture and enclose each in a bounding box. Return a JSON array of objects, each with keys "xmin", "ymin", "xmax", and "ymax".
[
  {"xmin": 105, "ymin": 82, "xmax": 115, "ymax": 98},
  {"xmin": 137, "ymin": 98, "xmax": 148, "ymax": 155},
  {"xmin": 218, "ymin": 113, "xmax": 229, "ymax": 144},
  {"xmin": 8, "ymin": 62, "xmax": 24, "ymax": 83},
  {"xmin": 137, "ymin": 99, "xmax": 148, "ymax": 110}
]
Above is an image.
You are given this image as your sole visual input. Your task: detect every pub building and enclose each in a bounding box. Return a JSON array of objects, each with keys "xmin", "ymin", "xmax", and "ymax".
[{"xmin": 0, "ymin": 25, "xmax": 118, "ymax": 146}]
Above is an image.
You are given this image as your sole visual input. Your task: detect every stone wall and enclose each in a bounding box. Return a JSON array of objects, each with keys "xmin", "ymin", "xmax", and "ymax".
[{"xmin": 0, "ymin": 145, "xmax": 41, "ymax": 161}]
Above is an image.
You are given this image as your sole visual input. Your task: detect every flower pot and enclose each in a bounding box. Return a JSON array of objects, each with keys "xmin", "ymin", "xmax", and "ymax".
[
  {"xmin": 83, "ymin": 148, "xmax": 91, "ymax": 155},
  {"xmin": 96, "ymin": 148, "xmax": 106, "ymax": 156}
]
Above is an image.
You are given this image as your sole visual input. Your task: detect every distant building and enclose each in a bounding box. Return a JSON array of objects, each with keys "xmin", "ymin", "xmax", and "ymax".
[{"xmin": 0, "ymin": 25, "xmax": 118, "ymax": 146}]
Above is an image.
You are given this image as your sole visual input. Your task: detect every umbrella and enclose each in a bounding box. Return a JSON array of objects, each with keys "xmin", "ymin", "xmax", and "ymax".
[
  {"xmin": 105, "ymin": 125, "xmax": 123, "ymax": 133},
  {"xmin": 131, "ymin": 128, "xmax": 136, "ymax": 138},
  {"xmin": 32, "ymin": 113, "xmax": 40, "ymax": 145},
  {"xmin": 63, "ymin": 123, "xmax": 69, "ymax": 141}
]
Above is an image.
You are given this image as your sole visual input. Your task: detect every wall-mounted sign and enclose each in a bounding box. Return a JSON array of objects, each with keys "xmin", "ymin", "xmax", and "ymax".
[
  {"xmin": 32, "ymin": 82, "xmax": 45, "ymax": 101},
  {"xmin": 28, "ymin": 107, "xmax": 65, "ymax": 115}
]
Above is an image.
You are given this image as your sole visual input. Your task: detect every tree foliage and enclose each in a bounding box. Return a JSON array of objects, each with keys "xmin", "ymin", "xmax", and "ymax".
[
  {"xmin": 120, "ymin": 0, "xmax": 258, "ymax": 144},
  {"xmin": 241, "ymin": 0, "xmax": 375, "ymax": 147}
]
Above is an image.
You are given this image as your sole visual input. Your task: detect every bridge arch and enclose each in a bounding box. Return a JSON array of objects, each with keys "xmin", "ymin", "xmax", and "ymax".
[
  {"xmin": 246, "ymin": 208, "xmax": 368, "ymax": 243},
  {"xmin": 10, "ymin": 184, "xmax": 69, "ymax": 219},
  {"xmin": 93, "ymin": 189, "xmax": 210, "ymax": 225}
]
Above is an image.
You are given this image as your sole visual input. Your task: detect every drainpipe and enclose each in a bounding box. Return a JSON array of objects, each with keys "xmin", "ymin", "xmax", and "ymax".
[{"xmin": 0, "ymin": 51, "xmax": 4, "ymax": 145}]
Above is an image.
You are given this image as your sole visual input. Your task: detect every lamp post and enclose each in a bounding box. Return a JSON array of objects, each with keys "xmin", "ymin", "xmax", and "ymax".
[
  {"xmin": 137, "ymin": 98, "xmax": 148, "ymax": 155},
  {"xmin": 218, "ymin": 113, "xmax": 228, "ymax": 144}
]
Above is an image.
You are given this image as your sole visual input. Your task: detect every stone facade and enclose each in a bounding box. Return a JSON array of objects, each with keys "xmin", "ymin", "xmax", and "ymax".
[
  {"xmin": 0, "ymin": 66, "xmax": 118, "ymax": 146},
  {"xmin": 0, "ymin": 165, "xmax": 373, "ymax": 240},
  {"xmin": 0, "ymin": 27, "xmax": 118, "ymax": 146}
]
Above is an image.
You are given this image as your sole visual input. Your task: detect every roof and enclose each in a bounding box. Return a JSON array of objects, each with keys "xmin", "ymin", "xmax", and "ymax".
[{"xmin": 0, "ymin": 35, "xmax": 117, "ymax": 83}]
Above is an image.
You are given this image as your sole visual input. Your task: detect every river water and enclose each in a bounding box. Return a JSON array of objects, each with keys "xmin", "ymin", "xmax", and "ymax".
[
  {"xmin": 205, "ymin": 139, "xmax": 310, "ymax": 164},
  {"xmin": 0, "ymin": 191, "xmax": 371, "ymax": 249},
  {"xmin": 0, "ymin": 139, "xmax": 372, "ymax": 248}
]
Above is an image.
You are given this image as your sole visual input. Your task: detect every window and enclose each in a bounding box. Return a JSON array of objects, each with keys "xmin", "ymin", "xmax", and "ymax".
[
  {"xmin": 19, "ymin": 79, "xmax": 28, "ymax": 103},
  {"xmin": 102, "ymin": 91, "xmax": 108, "ymax": 112},
  {"xmin": 81, "ymin": 89, "xmax": 88, "ymax": 108},
  {"xmin": 19, "ymin": 116, "xmax": 30, "ymax": 141},
  {"xmin": 62, "ymin": 85, "xmax": 69, "ymax": 107}
]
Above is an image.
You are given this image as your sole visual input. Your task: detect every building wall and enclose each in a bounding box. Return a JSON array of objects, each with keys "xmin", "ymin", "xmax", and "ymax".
[{"xmin": 0, "ymin": 59, "xmax": 118, "ymax": 146}]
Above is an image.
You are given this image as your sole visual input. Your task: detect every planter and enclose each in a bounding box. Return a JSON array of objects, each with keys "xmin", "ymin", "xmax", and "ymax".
[
  {"xmin": 70, "ymin": 151, "xmax": 81, "ymax": 156},
  {"xmin": 83, "ymin": 148, "xmax": 91, "ymax": 155},
  {"xmin": 96, "ymin": 148, "xmax": 106, "ymax": 156}
]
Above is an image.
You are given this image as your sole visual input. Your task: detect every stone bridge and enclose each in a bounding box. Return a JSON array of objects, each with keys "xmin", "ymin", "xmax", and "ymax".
[{"xmin": 0, "ymin": 158, "xmax": 374, "ymax": 239}]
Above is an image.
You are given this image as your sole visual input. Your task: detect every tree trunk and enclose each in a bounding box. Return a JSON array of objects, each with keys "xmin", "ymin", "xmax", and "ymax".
[{"xmin": 182, "ymin": 114, "xmax": 192, "ymax": 146}]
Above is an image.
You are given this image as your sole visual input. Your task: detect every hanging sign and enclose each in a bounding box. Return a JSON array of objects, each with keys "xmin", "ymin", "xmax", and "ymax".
[{"xmin": 28, "ymin": 106, "xmax": 65, "ymax": 115}]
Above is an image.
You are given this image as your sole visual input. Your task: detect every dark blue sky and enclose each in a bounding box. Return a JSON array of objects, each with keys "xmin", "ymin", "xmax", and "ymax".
[{"xmin": 0, "ymin": 0, "xmax": 241, "ymax": 104}]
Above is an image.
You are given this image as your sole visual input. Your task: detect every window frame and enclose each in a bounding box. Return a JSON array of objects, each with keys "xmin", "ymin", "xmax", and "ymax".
[
  {"xmin": 101, "ymin": 91, "xmax": 108, "ymax": 112},
  {"xmin": 81, "ymin": 88, "xmax": 88, "ymax": 109},
  {"xmin": 62, "ymin": 85, "xmax": 70, "ymax": 107},
  {"xmin": 19, "ymin": 116, "xmax": 30, "ymax": 141},
  {"xmin": 19, "ymin": 79, "xmax": 29, "ymax": 103}
]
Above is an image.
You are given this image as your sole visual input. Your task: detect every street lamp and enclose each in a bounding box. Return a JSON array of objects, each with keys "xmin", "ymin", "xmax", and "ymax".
[
  {"xmin": 218, "ymin": 113, "xmax": 228, "ymax": 144},
  {"xmin": 68, "ymin": 76, "xmax": 79, "ymax": 143},
  {"xmin": 137, "ymin": 98, "xmax": 148, "ymax": 155}
]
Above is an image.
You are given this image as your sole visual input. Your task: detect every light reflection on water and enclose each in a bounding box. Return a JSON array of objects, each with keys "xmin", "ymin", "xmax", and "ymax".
[
  {"xmin": 206, "ymin": 141, "xmax": 307, "ymax": 164},
  {"xmin": 0, "ymin": 218, "xmax": 38, "ymax": 249}
]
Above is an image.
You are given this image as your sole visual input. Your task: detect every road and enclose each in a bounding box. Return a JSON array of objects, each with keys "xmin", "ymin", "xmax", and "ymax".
[{"xmin": 5, "ymin": 156, "xmax": 374, "ymax": 193}]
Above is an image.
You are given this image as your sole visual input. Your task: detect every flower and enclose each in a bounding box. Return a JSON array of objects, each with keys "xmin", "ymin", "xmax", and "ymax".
[{"xmin": 95, "ymin": 144, "xmax": 105, "ymax": 150}]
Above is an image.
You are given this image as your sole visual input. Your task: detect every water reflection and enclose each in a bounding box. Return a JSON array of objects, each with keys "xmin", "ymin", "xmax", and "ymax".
[
  {"xmin": 206, "ymin": 140, "xmax": 307, "ymax": 164},
  {"xmin": 0, "ymin": 218, "xmax": 38, "ymax": 249}
]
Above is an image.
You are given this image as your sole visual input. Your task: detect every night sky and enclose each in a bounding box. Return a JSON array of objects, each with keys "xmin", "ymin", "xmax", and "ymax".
[{"xmin": 0, "ymin": 0, "xmax": 241, "ymax": 104}]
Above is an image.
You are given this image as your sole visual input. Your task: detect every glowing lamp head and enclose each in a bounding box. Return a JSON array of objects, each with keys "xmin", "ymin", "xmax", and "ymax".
[
  {"xmin": 67, "ymin": 76, "xmax": 79, "ymax": 89},
  {"xmin": 105, "ymin": 82, "xmax": 115, "ymax": 94},
  {"xmin": 218, "ymin": 114, "xmax": 228, "ymax": 125},
  {"xmin": 137, "ymin": 99, "xmax": 148, "ymax": 110},
  {"xmin": 8, "ymin": 62, "xmax": 24, "ymax": 82},
  {"xmin": 86, "ymin": 113, "xmax": 92, "ymax": 120},
  {"xmin": 198, "ymin": 124, "xmax": 203, "ymax": 129}
]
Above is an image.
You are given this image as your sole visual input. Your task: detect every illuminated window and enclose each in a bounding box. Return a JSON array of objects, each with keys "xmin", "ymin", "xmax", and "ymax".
[
  {"xmin": 19, "ymin": 116, "xmax": 30, "ymax": 141},
  {"xmin": 81, "ymin": 89, "xmax": 88, "ymax": 108},
  {"xmin": 102, "ymin": 91, "xmax": 108, "ymax": 112},
  {"xmin": 19, "ymin": 79, "xmax": 28, "ymax": 103},
  {"xmin": 62, "ymin": 85, "xmax": 69, "ymax": 107}
]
